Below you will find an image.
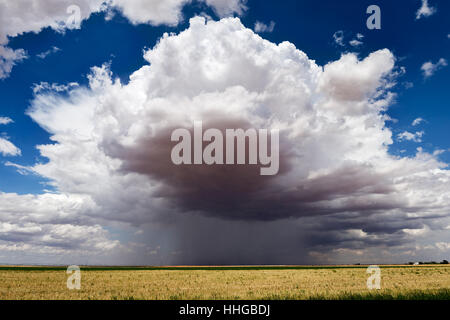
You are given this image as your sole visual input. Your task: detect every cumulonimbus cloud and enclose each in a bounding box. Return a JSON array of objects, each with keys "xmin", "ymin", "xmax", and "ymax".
[{"xmin": 3, "ymin": 17, "xmax": 450, "ymax": 263}]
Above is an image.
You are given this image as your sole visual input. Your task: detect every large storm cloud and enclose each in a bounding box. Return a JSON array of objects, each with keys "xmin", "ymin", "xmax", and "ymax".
[{"xmin": 2, "ymin": 17, "xmax": 450, "ymax": 264}]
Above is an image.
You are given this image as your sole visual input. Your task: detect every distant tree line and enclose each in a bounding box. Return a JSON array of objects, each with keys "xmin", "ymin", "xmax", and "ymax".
[{"xmin": 407, "ymin": 260, "xmax": 449, "ymax": 265}]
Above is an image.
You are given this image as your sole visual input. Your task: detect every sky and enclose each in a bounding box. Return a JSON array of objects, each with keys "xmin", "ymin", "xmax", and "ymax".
[{"xmin": 0, "ymin": 0, "xmax": 449, "ymax": 265}]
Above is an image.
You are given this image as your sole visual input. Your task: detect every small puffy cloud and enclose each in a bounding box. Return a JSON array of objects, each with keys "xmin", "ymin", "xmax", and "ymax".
[
  {"xmin": 421, "ymin": 58, "xmax": 448, "ymax": 78},
  {"xmin": 202, "ymin": 0, "xmax": 247, "ymax": 17},
  {"xmin": 349, "ymin": 33, "xmax": 364, "ymax": 47},
  {"xmin": 0, "ymin": 45, "xmax": 27, "ymax": 79},
  {"xmin": 0, "ymin": 117, "xmax": 13, "ymax": 125},
  {"xmin": 254, "ymin": 21, "xmax": 275, "ymax": 33},
  {"xmin": 333, "ymin": 30, "xmax": 344, "ymax": 46},
  {"xmin": 397, "ymin": 131, "xmax": 425, "ymax": 143},
  {"xmin": 416, "ymin": 0, "xmax": 436, "ymax": 20},
  {"xmin": 349, "ymin": 39, "xmax": 363, "ymax": 47},
  {"xmin": 0, "ymin": 137, "xmax": 21, "ymax": 156},
  {"xmin": 404, "ymin": 81, "xmax": 414, "ymax": 89},
  {"xmin": 336, "ymin": 32, "xmax": 365, "ymax": 48},
  {"xmin": 36, "ymin": 46, "xmax": 61, "ymax": 59},
  {"xmin": 412, "ymin": 117, "xmax": 425, "ymax": 126},
  {"xmin": 0, "ymin": 116, "xmax": 20, "ymax": 156}
]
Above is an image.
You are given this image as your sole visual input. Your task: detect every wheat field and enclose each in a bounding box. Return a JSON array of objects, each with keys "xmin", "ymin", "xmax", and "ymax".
[{"xmin": 0, "ymin": 265, "xmax": 449, "ymax": 300}]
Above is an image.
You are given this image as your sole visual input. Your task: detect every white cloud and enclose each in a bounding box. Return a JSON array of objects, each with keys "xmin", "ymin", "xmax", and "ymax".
[
  {"xmin": 349, "ymin": 33, "xmax": 364, "ymax": 47},
  {"xmin": 403, "ymin": 225, "xmax": 429, "ymax": 236},
  {"xmin": 335, "ymin": 32, "xmax": 365, "ymax": 48},
  {"xmin": 0, "ymin": 116, "xmax": 21, "ymax": 156},
  {"xmin": 0, "ymin": 45, "xmax": 27, "ymax": 79},
  {"xmin": 111, "ymin": 0, "xmax": 190, "ymax": 26},
  {"xmin": 435, "ymin": 242, "xmax": 450, "ymax": 251},
  {"xmin": 0, "ymin": 221, "xmax": 120, "ymax": 254},
  {"xmin": 0, "ymin": 0, "xmax": 246, "ymax": 79},
  {"xmin": 349, "ymin": 39, "xmax": 363, "ymax": 47},
  {"xmin": 0, "ymin": 0, "xmax": 107, "ymax": 45},
  {"xmin": 412, "ymin": 117, "xmax": 424, "ymax": 126},
  {"xmin": 0, "ymin": 137, "xmax": 21, "ymax": 156},
  {"xmin": 0, "ymin": 117, "xmax": 13, "ymax": 125},
  {"xmin": 416, "ymin": 0, "xmax": 436, "ymax": 20},
  {"xmin": 397, "ymin": 131, "xmax": 425, "ymax": 143},
  {"xmin": 0, "ymin": 192, "xmax": 120, "ymax": 258},
  {"xmin": 32, "ymin": 81, "xmax": 79, "ymax": 94},
  {"xmin": 0, "ymin": 0, "xmax": 105, "ymax": 79},
  {"xmin": 404, "ymin": 81, "xmax": 414, "ymax": 89},
  {"xmin": 254, "ymin": 21, "xmax": 275, "ymax": 33},
  {"xmin": 113, "ymin": 0, "xmax": 247, "ymax": 25},
  {"xmin": 0, "ymin": 0, "xmax": 247, "ymax": 43},
  {"xmin": 318, "ymin": 49, "xmax": 395, "ymax": 104},
  {"xmin": 333, "ymin": 30, "xmax": 344, "ymax": 46},
  {"xmin": 115, "ymin": 0, "xmax": 247, "ymax": 25},
  {"xmin": 4, "ymin": 161, "xmax": 33, "ymax": 175},
  {"xmin": 203, "ymin": 0, "xmax": 247, "ymax": 17},
  {"xmin": 2, "ymin": 17, "xmax": 450, "ymax": 263},
  {"xmin": 36, "ymin": 46, "xmax": 61, "ymax": 59},
  {"xmin": 421, "ymin": 58, "xmax": 448, "ymax": 78}
]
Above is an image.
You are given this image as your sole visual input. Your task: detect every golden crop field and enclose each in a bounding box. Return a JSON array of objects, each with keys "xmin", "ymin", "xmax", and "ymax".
[{"xmin": 0, "ymin": 265, "xmax": 449, "ymax": 300}]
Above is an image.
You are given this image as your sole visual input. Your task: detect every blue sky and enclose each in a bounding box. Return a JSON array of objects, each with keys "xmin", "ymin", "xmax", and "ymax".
[{"xmin": 0, "ymin": 0, "xmax": 449, "ymax": 265}]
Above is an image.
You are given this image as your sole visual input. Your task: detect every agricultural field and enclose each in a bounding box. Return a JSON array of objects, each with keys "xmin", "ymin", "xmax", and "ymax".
[{"xmin": 0, "ymin": 265, "xmax": 449, "ymax": 300}]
